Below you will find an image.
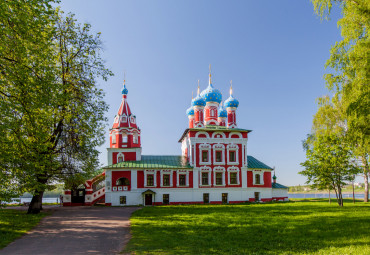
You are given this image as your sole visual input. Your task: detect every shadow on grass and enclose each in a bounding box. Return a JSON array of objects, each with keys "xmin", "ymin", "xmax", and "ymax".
[{"xmin": 125, "ymin": 202, "xmax": 370, "ymax": 254}]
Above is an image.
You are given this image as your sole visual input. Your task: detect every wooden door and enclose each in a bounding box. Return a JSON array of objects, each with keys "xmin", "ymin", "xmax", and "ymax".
[{"xmin": 145, "ymin": 194, "xmax": 152, "ymax": 206}]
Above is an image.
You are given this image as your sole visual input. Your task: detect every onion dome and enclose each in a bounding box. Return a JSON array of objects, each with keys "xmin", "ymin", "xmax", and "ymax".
[
  {"xmin": 121, "ymin": 83, "xmax": 128, "ymax": 95},
  {"xmin": 218, "ymin": 103, "xmax": 227, "ymax": 118},
  {"xmin": 224, "ymin": 84, "xmax": 239, "ymax": 108},
  {"xmin": 200, "ymin": 84, "xmax": 222, "ymax": 103},
  {"xmin": 273, "ymin": 174, "xmax": 277, "ymax": 180},
  {"xmin": 186, "ymin": 106, "xmax": 194, "ymax": 116},
  {"xmin": 192, "ymin": 84, "xmax": 206, "ymax": 107}
]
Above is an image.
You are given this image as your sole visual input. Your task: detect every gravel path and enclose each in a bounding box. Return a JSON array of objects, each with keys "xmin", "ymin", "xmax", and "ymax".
[{"xmin": 0, "ymin": 206, "xmax": 140, "ymax": 255}]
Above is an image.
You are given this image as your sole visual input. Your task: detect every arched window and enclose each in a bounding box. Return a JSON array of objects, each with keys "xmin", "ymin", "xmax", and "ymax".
[
  {"xmin": 117, "ymin": 153, "xmax": 124, "ymax": 163},
  {"xmin": 133, "ymin": 133, "xmax": 138, "ymax": 144},
  {"xmin": 116, "ymin": 177, "xmax": 130, "ymax": 186},
  {"xmin": 112, "ymin": 133, "xmax": 116, "ymax": 144},
  {"xmin": 255, "ymin": 174, "xmax": 261, "ymax": 185},
  {"xmin": 122, "ymin": 133, "xmax": 128, "ymax": 143}
]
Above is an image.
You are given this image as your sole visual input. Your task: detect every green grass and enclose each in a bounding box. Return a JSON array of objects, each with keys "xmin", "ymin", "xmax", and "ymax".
[
  {"xmin": 0, "ymin": 209, "xmax": 47, "ymax": 249},
  {"xmin": 124, "ymin": 200, "xmax": 370, "ymax": 254}
]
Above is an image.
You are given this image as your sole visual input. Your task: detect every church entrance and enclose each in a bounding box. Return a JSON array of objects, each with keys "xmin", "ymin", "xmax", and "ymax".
[
  {"xmin": 142, "ymin": 189, "xmax": 156, "ymax": 206},
  {"xmin": 145, "ymin": 194, "xmax": 153, "ymax": 206},
  {"xmin": 71, "ymin": 188, "xmax": 85, "ymax": 204}
]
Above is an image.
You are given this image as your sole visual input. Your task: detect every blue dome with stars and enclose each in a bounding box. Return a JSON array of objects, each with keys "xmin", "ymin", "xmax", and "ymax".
[
  {"xmin": 218, "ymin": 104, "xmax": 227, "ymax": 118},
  {"xmin": 200, "ymin": 84, "xmax": 222, "ymax": 104},
  {"xmin": 224, "ymin": 95, "xmax": 239, "ymax": 108},
  {"xmin": 121, "ymin": 84, "xmax": 128, "ymax": 95},
  {"xmin": 186, "ymin": 106, "xmax": 194, "ymax": 116},
  {"xmin": 192, "ymin": 95, "xmax": 206, "ymax": 107}
]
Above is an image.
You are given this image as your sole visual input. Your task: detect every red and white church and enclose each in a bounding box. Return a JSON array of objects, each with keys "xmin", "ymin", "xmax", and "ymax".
[{"xmin": 63, "ymin": 71, "xmax": 288, "ymax": 206}]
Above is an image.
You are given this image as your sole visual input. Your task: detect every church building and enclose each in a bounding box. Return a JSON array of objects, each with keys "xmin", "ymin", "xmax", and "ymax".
[{"xmin": 63, "ymin": 70, "xmax": 288, "ymax": 206}]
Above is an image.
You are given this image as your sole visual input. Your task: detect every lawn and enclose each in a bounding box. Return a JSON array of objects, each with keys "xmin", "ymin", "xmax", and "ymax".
[
  {"xmin": 0, "ymin": 209, "xmax": 47, "ymax": 249},
  {"xmin": 124, "ymin": 199, "xmax": 370, "ymax": 254}
]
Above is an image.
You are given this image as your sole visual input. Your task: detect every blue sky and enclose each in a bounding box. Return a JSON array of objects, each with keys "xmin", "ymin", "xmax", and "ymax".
[{"xmin": 59, "ymin": 0, "xmax": 342, "ymax": 186}]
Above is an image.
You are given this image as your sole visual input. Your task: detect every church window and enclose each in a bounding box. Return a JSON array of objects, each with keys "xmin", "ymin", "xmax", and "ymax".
[
  {"xmin": 216, "ymin": 173, "xmax": 223, "ymax": 185},
  {"xmin": 118, "ymin": 156, "xmax": 124, "ymax": 163},
  {"xmin": 179, "ymin": 175, "xmax": 186, "ymax": 186},
  {"xmin": 163, "ymin": 174, "xmax": 170, "ymax": 187},
  {"xmin": 112, "ymin": 134, "xmax": 116, "ymax": 144},
  {"xmin": 116, "ymin": 177, "xmax": 130, "ymax": 186},
  {"xmin": 163, "ymin": 194, "xmax": 169, "ymax": 205},
  {"xmin": 255, "ymin": 174, "xmax": 261, "ymax": 185},
  {"xmin": 230, "ymin": 173, "xmax": 237, "ymax": 184},
  {"xmin": 147, "ymin": 175, "xmax": 154, "ymax": 186},
  {"xmin": 202, "ymin": 151, "xmax": 208, "ymax": 162},
  {"xmin": 215, "ymin": 151, "xmax": 222, "ymax": 162},
  {"xmin": 122, "ymin": 134, "xmax": 128, "ymax": 143},
  {"xmin": 133, "ymin": 133, "xmax": 138, "ymax": 144},
  {"xmin": 229, "ymin": 151, "xmax": 236, "ymax": 162},
  {"xmin": 202, "ymin": 173, "xmax": 209, "ymax": 185},
  {"xmin": 210, "ymin": 109, "xmax": 214, "ymax": 116},
  {"xmin": 120, "ymin": 196, "xmax": 127, "ymax": 205}
]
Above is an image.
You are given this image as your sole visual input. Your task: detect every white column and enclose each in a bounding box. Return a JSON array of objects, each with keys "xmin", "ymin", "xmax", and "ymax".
[
  {"xmin": 131, "ymin": 170, "xmax": 137, "ymax": 190},
  {"xmin": 193, "ymin": 168, "xmax": 199, "ymax": 189},
  {"xmin": 241, "ymin": 168, "xmax": 247, "ymax": 188}
]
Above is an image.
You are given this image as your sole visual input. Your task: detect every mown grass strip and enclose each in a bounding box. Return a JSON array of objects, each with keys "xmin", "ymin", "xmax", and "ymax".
[
  {"xmin": 0, "ymin": 209, "xmax": 47, "ymax": 249},
  {"xmin": 124, "ymin": 200, "xmax": 370, "ymax": 254}
]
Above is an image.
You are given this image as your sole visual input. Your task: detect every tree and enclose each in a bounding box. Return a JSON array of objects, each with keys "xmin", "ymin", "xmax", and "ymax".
[
  {"xmin": 310, "ymin": 0, "xmax": 370, "ymax": 201},
  {"xmin": 0, "ymin": 1, "xmax": 112, "ymax": 213},
  {"xmin": 300, "ymin": 133, "xmax": 359, "ymax": 206}
]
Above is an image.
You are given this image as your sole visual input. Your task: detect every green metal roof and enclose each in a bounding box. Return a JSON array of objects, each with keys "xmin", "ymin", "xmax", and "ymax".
[
  {"xmin": 247, "ymin": 156, "xmax": 273, "ymax": 170},
  {"xmin": 103, "ymin": 155, "xmax": 192, "ymax": 169},
  {"xmin": 272, "ymin": 182, "xmax": 289, "ymax": 189}
]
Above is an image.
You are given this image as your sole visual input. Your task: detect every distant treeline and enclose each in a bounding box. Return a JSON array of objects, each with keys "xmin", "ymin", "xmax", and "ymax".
[{"xmin": 21, "ymin": 184, "xmax": 64, "ymax": 198}]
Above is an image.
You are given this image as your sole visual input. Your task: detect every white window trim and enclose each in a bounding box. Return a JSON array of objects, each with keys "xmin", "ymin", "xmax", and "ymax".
[
  {"xmin": 199, "ymin": 143, "xmax": 211, "ymax": 165},
  {"xmin": 120, "ymin": 114, "xmax": 127, "ymax": 123},
  {"xmin": 253, "ymin": 170, "xmax": 265, "ymax": 185},
  {"xmin": 213, "ymin": 144, "xmax": 225, "ymax": 165},
  {"xmin": 122, "ymin": 133, "xmax": 128, "ymax": 143},
  {"xmin": 199, "ymin": 167, "xmax": 211, "ymax": 186},
  {"xmin": 117, "ymin": 152, "xmax": 124, "ymax": 163},
  {"xmin": 211, "ymin": 132, "xmax": 226, "ymax": 139},
  {"xmin": 144, "ymin": 170, "xmax": 157, "ymax": 187},
  {"xmin": 130, "ymin": 116, "xmax": 136, "ymax": 124},
  {"xmin": 227, "ymin": 167, "xmax": 240, "ymax": 185},
  {"xmin": 226, "ymin": 144, "xmax": 239, "ymax": 165},
  {"xmin": 160, "ymin": 170, "xmax": 173, "ymax": 187},
  {"xmin": 111, "ymin": 132, "xmax": 117, "ymax": 144},
  {"xmin": 213, "ymin": 167, "xmax": 226, "ymax": 186},
  {"xmin": 177, "ymin": 170, "xmax": 189, "ymax": 187}
]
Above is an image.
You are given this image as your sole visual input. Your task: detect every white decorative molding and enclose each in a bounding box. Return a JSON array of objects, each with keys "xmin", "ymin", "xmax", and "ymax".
[
  {"xmin": 213, "ymin": 143, "xmax": 225, "ymax": 165},
  {"xmin": 226, "ymin": 143, "xmax": 239, "ymax": 165},
  {"xmin": 229, "ymin": 132, "xmax": 242, "ymax": 139},
  {"xmin": 195, "ymin": 131, "xmax": 210, "ymax": 139},
  {"xmin": 211, "ymin": 132, "xmax": 226, "ymax": 139},
  {"xmin": 253, "ymin": 170, "xmax": 265, "ymax": 185},
  {"xmin": 227, "ymin": 167, "xmax": 240, "ymax": 185},
  {"xmin": 144, "ymin": 170, "xmax": 157, "ymax": 187},
  {"xmin": 160, "ymin": 170, "xmax": 173, "ymax": 187},
  {"xmin": 199, "ymin": 143, "xmax": 211, "ymax": 165},
  {"xmin": 176, "ymin": 170, "xmax": 189, "ymax": 187},
  {"xmin": 117, "ymin": 152, "xmax": 124, "ymax": 163}
]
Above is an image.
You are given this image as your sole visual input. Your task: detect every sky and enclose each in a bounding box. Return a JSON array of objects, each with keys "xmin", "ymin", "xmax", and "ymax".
[{"xmin": 58, "ymin": 0, "xmax": 342, "ymax": 186}]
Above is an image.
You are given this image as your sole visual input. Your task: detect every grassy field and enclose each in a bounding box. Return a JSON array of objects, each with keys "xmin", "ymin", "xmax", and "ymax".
[
  {"xmin": 124, "ymin": 199, "xmax": 370, "ymax": 254},
  {"xmin": 0, "ymin": 209, "xmax": 47, "ymax": 249}
]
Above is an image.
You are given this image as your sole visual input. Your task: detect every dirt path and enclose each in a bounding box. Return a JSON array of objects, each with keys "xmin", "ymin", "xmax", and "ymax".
[{"xmin": 0, "ymin": 206, "xmax": 140, "ymax": 255}]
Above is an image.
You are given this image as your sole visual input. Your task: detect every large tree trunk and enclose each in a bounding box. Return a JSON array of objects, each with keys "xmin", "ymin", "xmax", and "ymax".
[
  {"xmin": 363, "ymin": 156, "xmax": 369, "ymax": 202},
  {"xmin": 27, "ymin": 191, "xmax": 44, "ymax": 214}
]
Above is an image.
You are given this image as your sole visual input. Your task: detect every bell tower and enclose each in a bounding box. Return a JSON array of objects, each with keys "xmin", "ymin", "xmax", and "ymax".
[{"xmin": 107, "ymin": 79, "xmax": 142, "ymax": 165}]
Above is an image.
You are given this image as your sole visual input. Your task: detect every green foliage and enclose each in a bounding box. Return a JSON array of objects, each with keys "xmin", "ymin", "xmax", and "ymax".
[
  {"xmin": 0, "ymin": 0, "xmax": 112, "ymax": 213},
  {"xmin": 125, "ymin": 202, "xmax": 370, "ymax": 254},
  {"xmin": 0, "ymin": 209, "xmax": 47, "ymax": 249},
  {"xmin": 310, "ymin": 0, "xmax": 370, "ymax": 200},
  {"xmin": 300, "ymin": 133, "xmax": 360, "ymax": 205}
]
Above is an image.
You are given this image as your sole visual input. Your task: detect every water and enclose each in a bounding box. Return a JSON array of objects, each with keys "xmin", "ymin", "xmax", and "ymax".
[
  {"xmin": 289, "ymin": 193, "xmax": 365, "ymax": 199},
  {"xmin": 4, "ymin": 197, "xmax": 60, "ymax": 204}
]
